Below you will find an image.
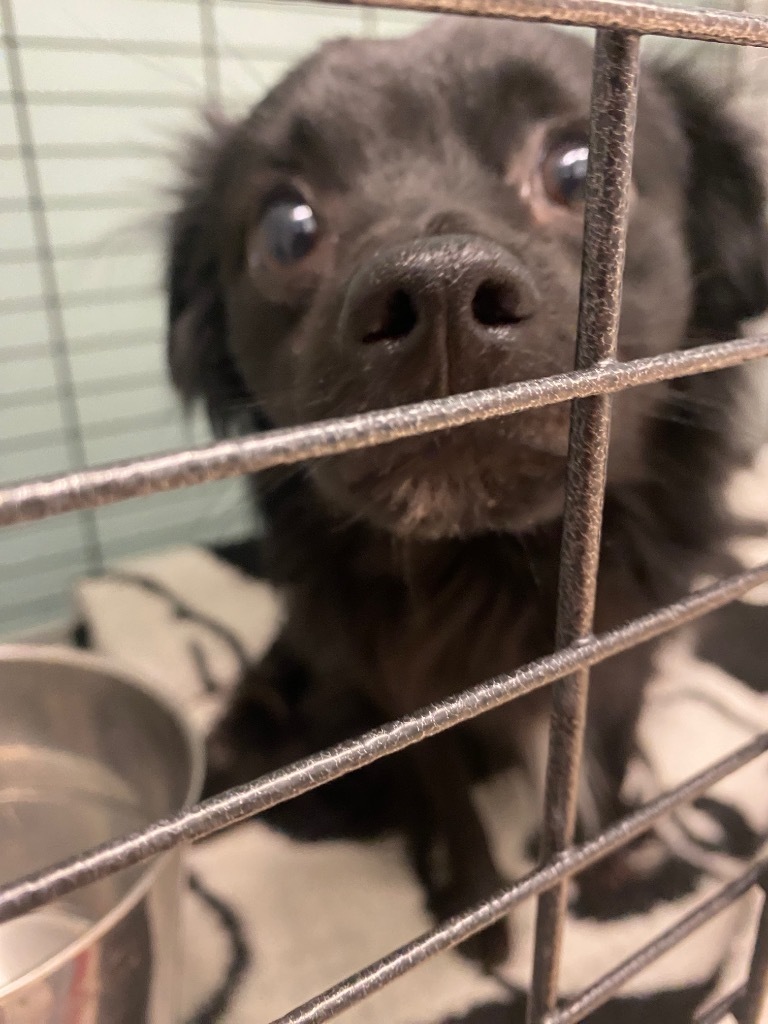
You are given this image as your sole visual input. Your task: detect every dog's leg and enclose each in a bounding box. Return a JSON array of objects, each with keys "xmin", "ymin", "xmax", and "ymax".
[
  {"xmin": 408, "ymin": 732, "xmax": 511, "ymax": 970},
  {"xmin": 569, "ymin": 642, "xmax": 656, "ymax": 912},
  {"xmin": 203, "ymin": 638, "xmax": 309, "ymax": 798},
  {"xmin": 582, "ymin": 644, "xmax": 653, "ymax": 824}
]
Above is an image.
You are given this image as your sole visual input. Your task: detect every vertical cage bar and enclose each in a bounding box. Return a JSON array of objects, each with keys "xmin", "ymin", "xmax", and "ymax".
[
  {"xmin": 526, "ymin": 29, "xmax": 641, "ymax": 1023},
  {"xmin": 740, "ymin": 887, "xmax": 768, "ymax": 1024}
]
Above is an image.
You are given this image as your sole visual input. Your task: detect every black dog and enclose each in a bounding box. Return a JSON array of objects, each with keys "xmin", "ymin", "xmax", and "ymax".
[{"xmin": 166, "ymin": 19, "xmax": 768, "ymax": 968}]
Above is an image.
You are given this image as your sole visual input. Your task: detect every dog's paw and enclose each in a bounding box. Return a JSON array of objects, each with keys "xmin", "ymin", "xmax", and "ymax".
[
  {"xmin": 429, "ymin": 882, "xmax": 512, "ymax": 972},
  {"xmin": 202, "ymin": 685, "xmax": 300, "ymax": 798},
  {"xmin": 459, "ymin": 917, "xmax": 511, "ymax": 972},
  {"xmin": 572, "ymin": 832, "xmax": 699, "ymax": 920}
]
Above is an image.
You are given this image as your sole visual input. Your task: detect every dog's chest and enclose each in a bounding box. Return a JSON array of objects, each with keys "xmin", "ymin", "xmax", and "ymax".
[{"xmin": 292, "ymin": 537, "xmax": 556, "ymax": 722}]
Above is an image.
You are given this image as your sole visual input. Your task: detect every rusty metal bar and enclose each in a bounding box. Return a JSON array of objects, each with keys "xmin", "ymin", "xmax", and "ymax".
[
  {"xmin": 740, "ymin": 887, "xmax": 768, "ymax": 1024},
  {"xmin": 694, "ymin": 986, "xmax": 747, "ymax": 1024},
  {"xmin": 268, "ymin": 737, "xmax": 767, "ymax": 1024},
  {"xmin": 326, "ymin": 0, "xmax": 768, "ymax": 48},
  {"xmin": 1, "ymin": 336, "xmax": 766, "ymax": 529},
  {"xmin": 0, "ymin": 561, "xmax": 765, "ymax": 930},
  {"xmin": 527, "ymin": 29, "xmax": 641, "ymax": 1022},
  {"xmin": 543, "ymin": 862, "xmax": 767, "ymax": 1024}
]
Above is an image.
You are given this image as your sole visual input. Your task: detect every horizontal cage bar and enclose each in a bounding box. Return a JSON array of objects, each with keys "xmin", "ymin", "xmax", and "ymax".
[
  {"xmin": 0, "ymin": 561, "xmax": 766, "ymax": 928},
  {"xmin": 0, "ymin": 336, "xmax": 766, "ymax": 528},
  {"xmin": 543, "ymin": 861, "xmax": 768, "ymax": 1024},
  {"xmin": 325, "ymin": 0, "xmax": 768, "ymax": 47},
  {"xmin": 268, "ymin": 740, "xmax": 768, "ymax": 1024},
  {"xmin": 694, "ymin": 986, "xmax": 747, "ymax": 1024}
]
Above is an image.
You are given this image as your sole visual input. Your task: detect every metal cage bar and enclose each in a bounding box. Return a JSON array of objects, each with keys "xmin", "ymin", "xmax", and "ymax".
[
  {"xmin": 741, "ymin": 886, "xmax": 768, "ymax": 1024},
  {"xmin": 544, "ymin": 860, "xmax": 768, "ymax": 1024},
  {"xmin": 265, "ymin": 736, "xmax": 768, "ymax": 1024},
  {"xmin": 527, "ymin": 30, "xmax": 640, "ymax": 1019},
  {"xmin": 335, "ymin": 0, "xmax": 768, "ymax": 48},
  {"xmin": 2, "ymin": 1, "xmax": 768, "ymax": 1022},
  {"xmin": 695, "ymin": 986, "xmax": 747, "ymax": 1024},
  {"xmin": 2, "ymin": 336, "xmax": 768, "ymax": 528},
  {"xmin": 1, "ymin": 560, "xmax": 768, "ymax": 928}
]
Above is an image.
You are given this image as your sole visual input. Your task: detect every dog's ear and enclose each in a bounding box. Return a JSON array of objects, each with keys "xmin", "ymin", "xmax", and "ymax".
[
  {"xmin": 166, "ymin": 116, "xmax": 250, "ymax": 436},
  {"xmin": 656, "ymin": 66, "xmax": 768, "ymax": 333}
]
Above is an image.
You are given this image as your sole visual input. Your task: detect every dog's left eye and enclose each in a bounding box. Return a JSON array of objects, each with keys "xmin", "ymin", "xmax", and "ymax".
[
  {"xmin": 253, "ymin": 195, "xmax": 320, "ymax": 268},
  {"xmin": 541, "ymin": 137, "xmax": 590, "ymax": 207}
]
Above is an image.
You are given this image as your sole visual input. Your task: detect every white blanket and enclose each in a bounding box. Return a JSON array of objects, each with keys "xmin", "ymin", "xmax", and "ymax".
[{"xmin": 72, "ymin": 448, "xmax": 768, "ymax": 1024}]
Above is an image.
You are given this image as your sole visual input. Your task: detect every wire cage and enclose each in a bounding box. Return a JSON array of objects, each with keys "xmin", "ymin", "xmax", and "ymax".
[{"xmin": 3, "ymin": 0, "xmax": 768, "ymax": 1022}]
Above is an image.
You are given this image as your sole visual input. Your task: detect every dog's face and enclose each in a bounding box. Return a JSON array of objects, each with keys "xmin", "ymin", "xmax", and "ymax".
[{"xmin": 168, "ymin": 19, "xmax": 768, "ymax": 539}]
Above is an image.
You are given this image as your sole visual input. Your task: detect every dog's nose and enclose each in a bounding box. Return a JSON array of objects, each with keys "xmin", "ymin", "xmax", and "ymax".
[{"xmin": 339, "ymin": 235, "xmax": 539, "ymax": 350}]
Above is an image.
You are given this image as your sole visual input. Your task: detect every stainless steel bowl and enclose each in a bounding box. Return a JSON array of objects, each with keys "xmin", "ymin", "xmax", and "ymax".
[{"xmin": 0, "ymin": 644, "xmax": 204, "ymax": 1024}]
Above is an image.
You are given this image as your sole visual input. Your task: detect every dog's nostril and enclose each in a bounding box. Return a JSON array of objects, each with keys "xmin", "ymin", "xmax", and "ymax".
[
  {"xmin": 471, "ymin": 280, "xmax": 528, "ymax": 328},
  {"xmin": 361, "ymin": 289, "xmax": 419, "ymax": 344}
]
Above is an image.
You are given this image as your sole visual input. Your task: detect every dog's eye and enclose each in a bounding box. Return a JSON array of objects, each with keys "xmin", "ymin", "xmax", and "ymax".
[
  {"xmin": 541, "ymin": 138, "xmax": 590, "ymax": 207},
  {"xmin": 254, "ymin": 196, "xmax": 319, "ymax": 267}
]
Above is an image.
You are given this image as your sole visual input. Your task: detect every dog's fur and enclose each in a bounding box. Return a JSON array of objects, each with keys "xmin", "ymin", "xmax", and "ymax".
[{"xmin": 166, "ymin": 19, "xmax": 768, "ymax": 967}]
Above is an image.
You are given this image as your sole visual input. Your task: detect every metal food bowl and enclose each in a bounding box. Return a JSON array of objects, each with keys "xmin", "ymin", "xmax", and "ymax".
[{"xmin": 0, "ymin": 644, "xmax": 204, "ymax": 1023}]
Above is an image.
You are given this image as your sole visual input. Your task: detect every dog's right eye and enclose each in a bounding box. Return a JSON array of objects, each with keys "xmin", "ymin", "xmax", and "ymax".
[
  {"xmin": 250, "ymin": 195, "xmax": 320, "ymax": 270},
  {"xmin": 540, "ymin": 133, "xmax": 590, "ymax": 208}
]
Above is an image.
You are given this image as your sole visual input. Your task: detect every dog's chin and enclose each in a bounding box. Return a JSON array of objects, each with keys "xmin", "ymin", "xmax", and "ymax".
[
  {"xmin": 312, "ymin": 441, "xmax": 567, "ymax": 541},
  {"xmin": 363, "ymin": 479, "xmax": 565, "ymax": 540}
]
